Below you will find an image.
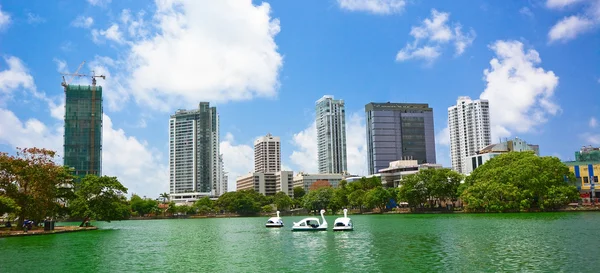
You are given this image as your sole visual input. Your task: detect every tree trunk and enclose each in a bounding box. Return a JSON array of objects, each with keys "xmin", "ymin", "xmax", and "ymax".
[{"xmin": 79, "ymin": 216, "xmax": 90, "ymax": 227}]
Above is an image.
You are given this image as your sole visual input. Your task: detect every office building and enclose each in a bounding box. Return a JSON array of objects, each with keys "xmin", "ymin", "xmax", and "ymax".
[
  {"xmin": 254, "ymin": 133, "xmax": 281, "ymax": 173},
  {"xmin": 169, "ymin": 102, "xmax": 221, "ymax": 203},
  {"xmin": 316, "ymin": 95, "xmax": 347, "ymax": 174},
  {"xmin": 365, "ymin": 102, "xmax": 436, "ymax": 174},
  {"xmin": 448, "ymin": 96, "xmax": 491, "ymax": 174},
  {"xmin": 292, "ymin": 172, "xmax": 344, "ymax": 192},
  {"xmin": 63, "ymin": 84, "xmax": 103, "ymax": 179},
  {"xmin": 378, "ymin": 160, "xmax": 443, "ymax": 188},
  {"xmin": 465, "ymin": 137, "xmax": 538, "ymax": 174},
  {"xmin": 236, "ymin": 171, "xmax": 294, "ymax": 196}
]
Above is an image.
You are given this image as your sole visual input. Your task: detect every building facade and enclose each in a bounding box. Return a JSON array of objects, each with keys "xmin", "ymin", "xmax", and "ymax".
[
  {"xmin": 564, "ymin": 146, "xmax": 600, "ymax": 199},
  {"xmin": 236, "ymin": 171, "xmax": 293, "ymax": 196},
  {"xmin": 465, "ymin": 137, "xmax": 538, "ymax": 174},
  {"xmin": 254, "ymin": 133, "xmax": 281, "ymax": 173},
  {"xmin": 316, "ymin": 95, "xmax": 347, "ymax": 174},
  {"xmin": 63, "ymin": 84, "xmax": 103, "ymax": 180},
  {"xmin": 365, "ymin": 102, "xmax": 436, "ymax": 175},
  {"xmin": 448, "ymin": 96, "xmax": 492, "ymax": 174},
  {"xmin": 169, "ymin": 102, "xmax": 221, "ymax": 203},
  {"xmin": 378, "ymin": 160, "xmax": 443, "ymax": 188},
  {"xmin": 292, "ymin": 173, "xmax": 344, "ymax": 192}
]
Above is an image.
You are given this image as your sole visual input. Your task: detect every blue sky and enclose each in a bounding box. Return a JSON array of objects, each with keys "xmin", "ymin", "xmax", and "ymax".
[{"xmin": 0, "ymin": 0, "xmax": 599, "ymax": 198}]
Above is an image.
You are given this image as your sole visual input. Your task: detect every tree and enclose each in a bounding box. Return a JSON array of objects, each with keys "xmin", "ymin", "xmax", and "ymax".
[
  {"xmin": 216, "ymin": 190, "xmax": 261, "ymax": 215},
  {"xmin": 397, "ymin": 174, "xmax": 429, "ymax": 209},
  {"xmin": 461, "ymin": 152, "xmax": 579, "ymax": 212},
  {"xmin": 69, "ymin": 175, "xmax": 131, "ymax": 227},
  {"xmin": 293, "ymin": 186, "xmax": 306, "ymax": 199},
  {"xmin": 0, "ymin": 148, "xmax": 74, "ymax": 226},
  {"xmin": 0, "ymin": 195, "xmax": 19, "ymax": 215},
  {"xmin": 303, "ymin": 187, "xmax": 334, "ymax": 213},
  {"xmin": 130, "ymin": 194, "xmax": 159, "ymax": 216},
  {"xmin": 273, "ymin": 191, "xmax": 292, "ymax": 211},
  {"xmin": 159, "ymin": 192, "xmax": 170, "ymax": 203},
  {"xmin": 348, "ymin": 189, "xmax": 366, "ymax": 213},
  {"xmin": 366, "ymin": 187, "xmax": 391, "ymax": 213},
  {"xmin": 193, "ymin": 196, "xmax": 214, "ymax": 215}
]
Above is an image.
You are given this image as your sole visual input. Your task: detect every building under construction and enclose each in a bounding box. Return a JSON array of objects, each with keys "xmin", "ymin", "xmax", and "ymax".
[{"xmin": 63, "ymin": 84, "xmax": 103, "ymax": 180}]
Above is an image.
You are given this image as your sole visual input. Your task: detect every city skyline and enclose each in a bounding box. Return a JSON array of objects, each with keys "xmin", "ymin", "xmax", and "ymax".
[{"xmin": 1, "ymin": 1, "xmax": 599, "ymax": 197}]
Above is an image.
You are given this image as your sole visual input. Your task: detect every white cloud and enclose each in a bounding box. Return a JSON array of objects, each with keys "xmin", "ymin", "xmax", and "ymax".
[
  {"xmin": 396, "ymin": 9, "xmax": 475, "ymax": 64},
  {"xmin": 0, "ymin": 108, "xmax": 63, "ymax": 155},
  {"xmin": 87, "ymin": 0, "xmax": 111, "ymax": 7},
  {"xmin": 92, "ymin": 24, "xmax": 125, "ymax": 44},
  {"xmin": 116, "ymin": 0, "xmax": 283, "ymax": 111},
  {"xmin": 435, "ymin": 127, "xmax": 450, "ymax": 146},
  {"xmin": 220, "ymin": 133, "xmax": 254, "ymax": 191},
  {"xmin": 590, "ymin": 117, "xmax": 598, "ymax": 128},
  {"xmin": 520, "ymin": 7, "xmax": 534, "ymax": 18},
  {"xmin": 546, "ymin": 0, "xmax": 586, "ymax": 9},
  {"xmin": 582, "ymin": 132, "xmax": 600, "ymax": 145},
  {"xmin": 0, "ymin": 56, "xmax": 35, "ymax": 100},
  {"xmin": 480, "ymin": 40, "xmax": 560, "ymax": 140},
  {"xmin": 289, "ymin": 112, "xmax": 367, "ymax": 176},
  {"xmin": 547, "ymin": 0, "xmax": 600, "ymax": 42},
  {"xmin": 337, "ymin": 0, "xmax": 406, "ymax": 14},
  {"xmin": 71, "ymin": 16, "xmax": 94, "ymax": 28},
  {"xmin": 0, "ymin": 5, "xmax": 10, "ymax": 30},
  {"xmin": 26, "ymin": 13, "xmax": 45, "ymax": 24}
]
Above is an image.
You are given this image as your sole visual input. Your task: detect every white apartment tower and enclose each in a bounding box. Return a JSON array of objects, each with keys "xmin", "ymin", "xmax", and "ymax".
[
  {"xmin": 316, "ymin": 95, "xmax": 347, "ymax": 174},
  {"xmin": 254, "ymin": 133, "xmax": 281, "ymax": 173},
  {"xmin": 169, "ymin": 102, "xmax": 222, "ymax": 201},
  {"xmin": 448, "ymin": 96, "xmax": 492, "ymax": 174}
]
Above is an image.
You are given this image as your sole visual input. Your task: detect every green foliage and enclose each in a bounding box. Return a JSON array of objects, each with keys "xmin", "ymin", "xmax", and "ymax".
[
  {"xmin": 461, "ymin": 152, "xmax": 580, "ymax": 212},
  {"xmin": 130, "ymin": 194, "xmax": 159, "ymax": 216},
  {"xmin": 348, "ymin": 189, "xmax": 366, "ymax": 212},
  {"xmin": 216, "ymin": 190, "xmax": 262, "ymax": 215},
  {"xmin": 303, "ymin": 187, "xmax": 334, "ymax": 212},
  {"xmin": 261, "ymin": 205, "xmax": 274, "ymax": 213},
  {"xmin": 397, "ymin": 168, "xmax": 464, "ymax": 210},
  {"xmin": 366, "ymin": 187, "xmax": 391, "ymax": 213},
  {"xmin": 0, "ymin": 195, "xmax": 20, "ymax": 215},
  {"xmin": 69, "ymin": 175, "xmax": 130, "ymax": 225},
  {"xmin": 0, "ymin": 148, "xmax": 75, "ymax": 224},
  {"xmin": 193, "ymin": 196, "xmax": 214, "ymax": 215},
  {"xmin": 293, "ymin": 186, "xmax": 305, "ymax": 199},
  {"xmin": 273, "ymin": 192, "xmax": 292, "ymax": 211}
]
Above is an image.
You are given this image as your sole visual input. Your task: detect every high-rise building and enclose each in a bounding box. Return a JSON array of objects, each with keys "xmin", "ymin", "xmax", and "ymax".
[
  {"xmin": 365, "ymin": 102, "xmax": 436, "ymax": 175},
  {"xmin": 63, "ymin": 84, "xmax": 103, "ymax": 180},
  {"xmin": 217, "ymin": 154, "xmax": 227, "ymax": 196},
  {"xmin": 448, "ymin": 96, "xmax": 491, "ymax": 174},
  {"xmin": 169, "ymin": 102, "xmax": 221, "ymax": 203},
  {"xmin": 254, "ymin": 133, "xmax": 281, "ymax": 173},
  {"xmin": 316, "ymin": 95, "xmax": 347, "ymax": 174}
]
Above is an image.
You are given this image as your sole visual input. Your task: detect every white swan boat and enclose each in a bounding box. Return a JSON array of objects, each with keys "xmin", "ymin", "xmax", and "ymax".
[
  {"xmin": 333, "ymin": 208, "xmax": 353, "ymax": 231},
  {"xmin": 265, "ymin": 211, "xmax": 284, "ymax": 228},
  {"xmin": 292, "ymin": 209, "xmax": 328, "ymax": 231}
]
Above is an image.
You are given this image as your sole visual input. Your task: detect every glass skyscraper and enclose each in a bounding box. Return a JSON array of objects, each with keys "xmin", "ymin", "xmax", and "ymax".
[
  {"xmin": 365, "ymin": 102, "xmax": 436, "ymax": 175},
  {"xmin": 316, "ymin": 95, "xmax": 347, "ymax": 174}
]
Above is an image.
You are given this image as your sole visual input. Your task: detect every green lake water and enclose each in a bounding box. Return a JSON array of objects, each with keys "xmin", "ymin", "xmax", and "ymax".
[{"xmin": 1, "ymin": 212, "xmax": 599, "ymax": 272}]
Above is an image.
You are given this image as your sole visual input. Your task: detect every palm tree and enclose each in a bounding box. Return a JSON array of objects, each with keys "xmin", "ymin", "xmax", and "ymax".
[{"xmin": 159, "ymin": 192, "xmax": 170, "ymax": 204}]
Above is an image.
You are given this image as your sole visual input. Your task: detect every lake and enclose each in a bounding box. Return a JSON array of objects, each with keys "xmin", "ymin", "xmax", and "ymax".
[{"xmin": 1, "ymin": 212, "xmax": 598, "ymax": 272}]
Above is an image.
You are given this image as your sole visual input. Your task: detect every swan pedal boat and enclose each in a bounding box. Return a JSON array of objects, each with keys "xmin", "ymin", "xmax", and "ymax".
[
  {"xmin": 265, "ymin": 211, "xmax": 284, "ymax": 228},
  {"xmin": 333, "ymin": 208, "xmax": 353, "ymax": 231},
  {"xmin": 292, "ymin": 209, "xmax": 328, "ymax": 231}
]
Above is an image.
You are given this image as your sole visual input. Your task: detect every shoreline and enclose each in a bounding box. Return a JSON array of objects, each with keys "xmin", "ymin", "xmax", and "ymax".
[{"xmin": 0, "ymin": 226, "xmax": 98, "ymax": 238}]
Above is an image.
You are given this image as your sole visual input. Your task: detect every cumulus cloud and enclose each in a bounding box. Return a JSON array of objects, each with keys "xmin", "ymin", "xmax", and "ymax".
[
  {"xmin": 396, "ymin": 9, "xmax": 475, "ymax": 64},
  {"xmin": 337, "ymin": 0, "xmax": 406, "ymax": 14},
  {"xmin": 435, "ymin": 127, "xmax": 450, "ymax": 146},
  {"xmin": 520, "ymin": 7, "xmax": 535, "ymax": 18},
  {"xmin": 290, "ymin": 112, "xmax": 367, "ymax": 176},
  {"xmin": 547, "ymin": 0, "xmax": 600, "ymax": 42},
  {"xmin": 71, "ymin": 16, "xmax": 94, "ymax": 28},
  {"xmin": 26, "ymin": 13, "xmax": 45, "ymax": 25},
  {"xmin": 87, "ymin": 0, "xmax": 111, "ymax": 7},
  {"xmin": 0, "ymin": 5, "xmax": 10, "ymax": 30},
  {"xmin": 92, "ymin": 24, "xmax": 125, "ymax": 44},
  {"xmin": 480, "ymin": 40, "xmax": 560, "ymax": 140},
  {"xmin": 0, "ymin": 56, "xmax": 36, "ymax": 97},
  {"xmin": 590, "ymin": 117, "xmax": 598, "ymax": 128},
  {"xmin": 220, "ymin": 133, "xmax": 254, "ymax": 191}
]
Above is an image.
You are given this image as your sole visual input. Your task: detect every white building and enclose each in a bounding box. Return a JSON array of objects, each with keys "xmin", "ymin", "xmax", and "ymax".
[
  {"xmin": 169, "ymin": 102, "xmax": 222, "ymax": 204},
  {"xmin": 293, "ymin": 172, "xmax": 344, "ymax": 192},
  {"xmin": 378, "ymin": 160, "xmax": 443, "ymax": 187},
  {"xmin": 465, "ymin": 137, "xmax": 539, "ymax": 174},
  {"xmin": 217, "ymin": 154, "xmax": 227, "ymax": 196},
  {"xmin": 448, "ymin": 96, "xmax": 491, "ymax": 174},
  {"xmin": 236, "ymin": 171, "xmax": 294, "ymax": 196},
  {"xmin": 316, "ymin": 95, "xmax": 347, "ymax": 174},
  {"xmin": 254, "ymin": 133, "xmax": 281, "ymax": 173}
]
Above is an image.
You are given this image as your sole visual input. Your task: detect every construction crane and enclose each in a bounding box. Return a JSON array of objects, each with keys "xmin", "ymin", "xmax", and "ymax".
[{"xmin": 60, "ymin": 61, "xmax": 106, "ymax": 177}]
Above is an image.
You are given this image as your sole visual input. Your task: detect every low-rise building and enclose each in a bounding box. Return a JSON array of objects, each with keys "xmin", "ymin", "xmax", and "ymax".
[
  {"xmin": 466, "ymin": 137, "xmax": 539, "ymax": 174},
  {"xmin": 378, "ymin": 160, "xmax": 443, "ymax": 187},
  {"xmin": 293, "ymin": 173, "xmax": 344, "ymax": 192},
  {"xmin": 236, "ymin": 171, "xmax": 294, "ymax": 196},
  {"xmin": 564, "ymin": 146, "xmax": 600, "ymax": 198}
]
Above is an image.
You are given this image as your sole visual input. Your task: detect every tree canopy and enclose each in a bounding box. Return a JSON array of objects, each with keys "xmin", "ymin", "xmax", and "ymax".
[
  {"xmin": 461, "ymin": 152, "xmax": 579, "ymax": 212},
  {"xmin": 69, "ymin": 175, "xmax": 130, "ymax": 226}
]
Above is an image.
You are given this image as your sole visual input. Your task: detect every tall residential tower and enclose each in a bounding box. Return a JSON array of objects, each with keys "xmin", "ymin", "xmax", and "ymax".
[
  {"xmin": 365, "ymin": 102, "xmax": 436, "ymax": 175},
  {"xmin": 254, "ymin": 133, "xmax": 281, "ymax": 173},
  {"xmin": 63, "ymin": 84, "xmax": 103, "ymax": 179},
  {"xmin": 448, "ymin": 96, "xmax": 491, "ymax": 174},
  {"xmin": 316, "ymin": 95, "xmax": 347, "ymax": 174},
  {"xmin": 169, "ymin": 102, "xmax": 222, "ymax": 203}
]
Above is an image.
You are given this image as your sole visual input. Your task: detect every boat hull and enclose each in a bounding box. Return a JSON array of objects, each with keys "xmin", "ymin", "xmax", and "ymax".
[
  {"xmin": 333, "ymin": 227, "xmax": 353, "ymax": 231},
  {"xmin": 265, "ymin": 224, "xmax": 284, "ymax": 228},
  {"xmin": 291, "ymin": 227, "xmax": 327, "ymax": 231}
]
